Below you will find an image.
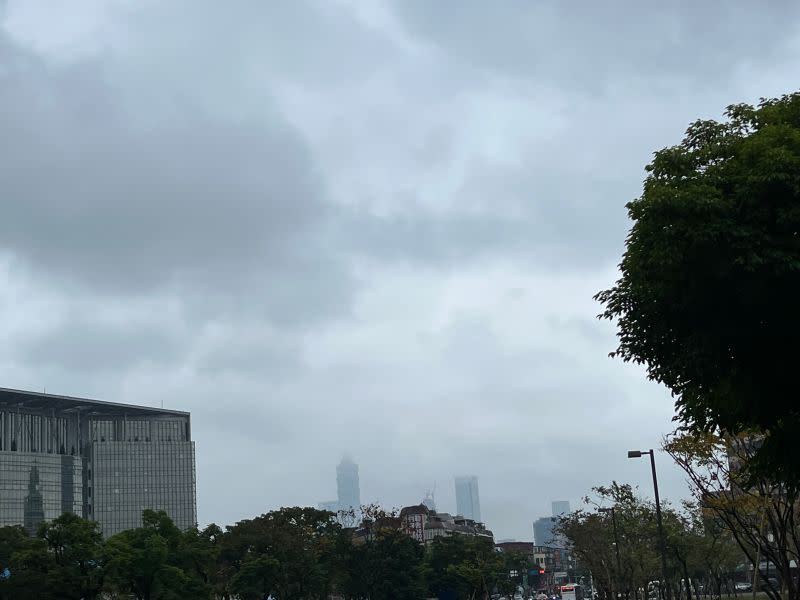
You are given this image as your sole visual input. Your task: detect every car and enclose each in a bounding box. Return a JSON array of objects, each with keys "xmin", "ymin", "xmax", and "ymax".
[{"xmin": 734, "ymin": 582, "xmax": 752, "ymax": 592}]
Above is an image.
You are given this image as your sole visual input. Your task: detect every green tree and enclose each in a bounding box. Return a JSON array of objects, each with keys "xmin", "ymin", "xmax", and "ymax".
[
  {"xmin": 104, "ymin": 510, "xmax": 207, "ymax": 600},
  {"xmin": 426, "ymin": 535, "xmax": 501, "ymax": 600},
  {"xmin": 595, "ymin": 92, "xmax": 800, "ymax": 485},
  {"xmin": 230, "ymin": 554, "xmax": 280, "ymax": 600},
  {"xmin": 0, "ymin": 515, "xmax": 105, "ymax": 600},
  {"xmin": 222, "ymin": 506, "xmax": 343, "ymax": 600},
  {"xmin": 666, "ymin": 431, "xmax": 798, "ymax": 600},
  {"xmin": 559, "ymin": 482, "xmax": 743, "ymax": 600},
  {"xmin": 342, "ymin": 527, "xmax": 426, "ymax": 600},
  {"xmin": 38, "ymin": 513, "xmax": 105, "ymax": 599},
  {"xmin": 0, "ymin": 526, "xmax": 44, "ymax": 600},
  {"xmin": 558, "ymin": 483, "xmax": 671, "ymax": 600},
  {"xmin": 495, "ymin": 550, "xmax": 528, "ymax": 600},
  {"xmin": 177, "ymin": 524, "xmax": 219, "ymax": 598}
]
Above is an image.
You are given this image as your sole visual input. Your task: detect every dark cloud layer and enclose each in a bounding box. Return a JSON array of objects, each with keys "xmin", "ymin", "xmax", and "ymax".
[
  {"xmin": 0, "ymin": 23, "xmax": 350, "ymax": 328},
  {"xmin": 391, "ymin": 0, "xmax": 800, "ymax": 89}
]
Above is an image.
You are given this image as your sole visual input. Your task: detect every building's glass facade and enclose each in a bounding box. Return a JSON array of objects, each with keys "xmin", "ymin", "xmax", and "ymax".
[
  {"xmin": 336, "ymin": 456, "xmax": 361, "ymax": 511},
  {"xmin": 551, "ymin": 500, "xmax": 571, "ymax": 517},
  {"xmin": 455, "ymin": 475, "xmax": 482, "ymax": 523},
  {"xmin": 0, "ymin": 452, "xmax": 83, "ymax": 534},
  {"xmin": 0, "ymin": 388, "xmax": 197, "ymax": 537},
  {"xmin": 91, "ymin": 441, "xmax": 196, "ymax": 536}
]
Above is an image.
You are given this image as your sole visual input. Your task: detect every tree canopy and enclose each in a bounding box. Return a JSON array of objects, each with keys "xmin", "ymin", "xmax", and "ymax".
[
  {"xmin": 596, "ymin": 92, "xmax": 800, "ymax": 484},
  {"xmin": 666, "ymin": 431, "xmax": 800, "ymax": 600},
  {"xmin": 556, "ymin": 482, "xmax": 740, "ymax": 600},
  {"xmin": 1, "ymin": 505, "xmax": 531, "ymax": 600}
]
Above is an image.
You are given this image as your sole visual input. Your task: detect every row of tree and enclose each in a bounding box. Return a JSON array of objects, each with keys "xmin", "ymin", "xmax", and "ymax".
[
  {"xmin": 556, "ymin": 481, "xmax": 742, "ymax": 600},
  {"xmin": 0, "ymin": 506, "xmax": 528, "ymax": 600},
  {"xmin": 559, "ymin": 430, "xmax": 800, "ymax": 600}
]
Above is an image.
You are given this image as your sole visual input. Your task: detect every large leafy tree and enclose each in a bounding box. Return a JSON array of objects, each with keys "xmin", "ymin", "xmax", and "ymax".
[
  {"xmin": 495, "ymin": 550, "xmax": 528, "ymax": 600},
  {"xmin": 0, "ymin": 515, "xmax": 105, "ymax": 600},
  {"xmin": 342, "ymin": 528, "xmax": 426, "ymax": 600},
  {"xmin": 0, "ymin": 526, "xmax": 44, "ymax": 600},
  {"xmin": 104, "ymin": 510, "xmax": 209, "ymax": 600},
  {"xmin": 426, "ymin": 535, "xmax": 502, "ymax": 600},
  {"xmin": 38, "ymin": 513, "xmax": 106, "ymax": 599},
  {"xmin": 596, "ymin": 93, "xmax": 800, "ymax": 484},
  {"xmin": 223, "ymin": 506, "xmax": 343, "ymax": 600}
]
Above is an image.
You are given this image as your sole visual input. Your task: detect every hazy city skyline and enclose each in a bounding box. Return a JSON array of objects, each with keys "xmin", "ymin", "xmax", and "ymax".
[{"xmin": 1, "ymin": 1, "xmax": 798, "ymax": 540}]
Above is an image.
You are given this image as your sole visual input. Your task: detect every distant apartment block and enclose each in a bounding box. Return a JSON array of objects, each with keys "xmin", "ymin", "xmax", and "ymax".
[
  {"xmin": 399, "ymin": 504, "xmax": 493, "ymax": 545},
  {"xmin": 454, "ymin": 475, "xmax": 481, "ymax": 523},
  {"xmin": 0, "ymin": 387, "xmax": 197, "ymax": 537}
]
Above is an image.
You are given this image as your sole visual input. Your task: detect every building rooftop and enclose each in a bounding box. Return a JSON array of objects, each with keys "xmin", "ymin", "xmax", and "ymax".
[{"xmin": 0, "ymin": 387, "xmax": 189, "ymax": 419}]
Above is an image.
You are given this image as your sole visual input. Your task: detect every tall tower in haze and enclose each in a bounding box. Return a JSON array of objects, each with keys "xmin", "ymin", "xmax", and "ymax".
[
  {"xmin": 336, "ymin": 456, "xmax": 360, "ymax": 511},
  {"xmin": 551, "ymin": 500, "xmax": 571, "ymax": 517},
  {"xmin": 455, "ymin": 475, "xmax": 481, "ymax": 522}
]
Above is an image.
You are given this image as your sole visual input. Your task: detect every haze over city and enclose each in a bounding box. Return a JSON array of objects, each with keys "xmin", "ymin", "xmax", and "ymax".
[{"xmin": 2, "ymin": 0, "xmax": 799, "ymax": 543}]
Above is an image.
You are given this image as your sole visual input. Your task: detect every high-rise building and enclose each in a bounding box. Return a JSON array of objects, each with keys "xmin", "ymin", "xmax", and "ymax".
[
  {"xmin": 0, "ymin": 387, "xmax": 197, "ymax": 537},
  {"xmin": 455, "ymin": 475, "xmax": 481, "ymax": 523},
  {"xmin": 336, "ymin": 456, "xmax": 360, "ymax": 511},
  {"xmin": 321, "ymin": 456, "xmax": 361, "ymax": 515},
  {"xmin": 551, "ymin": 500, "xmax": 571, "ymax": 517},
  {"xmin": 533, "ymin": 516, "xmax": 556, "ymax": 547}
]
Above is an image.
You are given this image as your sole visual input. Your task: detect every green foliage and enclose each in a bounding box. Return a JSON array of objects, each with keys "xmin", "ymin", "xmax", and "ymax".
[
  {"xmin": 0, "ymin": 514, "xmax": 105, "ymax": 600},
  {"xmin": 0, "ymin": 525, "xmax": 47, "ymax": 600},
  {"xmin": 104, "ymin": 510, "xmax": 211, "ymax": 600},
  {"xmin": 557, "ymin": 482, "xmax": 741, "ymax": 600},
  {"xmin": 222, "ymin": 506, "xmax": 344, "ymax": 600},
  {"xmin": 666, "ymin": 430, "xmax": 798, "ymax": 600},
  {"xmin": 426, "ymin": 534, "xmax": 502, "ymax": 600},
  {"xmin": 595, "ymin": 92, "xmax": 800, "ymax": 484},
  {"xmin": 495, "ymin": 550, "xmax": 528, "ymax": 599},
  {"xmin": 39, "ymin": 513, "xmax": 106, "ymax": 599},
  {"xmin": 0, "ymin": 504, "xmax": 538, "ymax": 600},
  {"xmin": 343, "ymin": 528, "xmax": 426, "ymax": 600}
]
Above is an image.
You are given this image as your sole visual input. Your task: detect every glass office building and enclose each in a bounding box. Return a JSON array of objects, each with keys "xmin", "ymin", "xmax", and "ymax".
[
  {"xmin": 455, "ymin": 475, "xmax": 482, "ymax": 523},
  {"xmin": 0, "ymin": 387, "xmax": 196, "ymax": 537}
]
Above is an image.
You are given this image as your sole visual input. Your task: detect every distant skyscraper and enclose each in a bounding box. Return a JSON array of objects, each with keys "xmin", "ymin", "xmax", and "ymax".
[
  {"xmin": 336, "ymin": 456, "xmax": 361, "ymax": 511},
  {"xmin": 551, "ymin": 500, "xmax": 571, "ymax": 517},
  {"xmin": 533, "ymin": 516, "xmax": 557, "ymax": 547},
  {"xmin": 455, "ymin": 475, "xmax": 481, "ymax": 522}
]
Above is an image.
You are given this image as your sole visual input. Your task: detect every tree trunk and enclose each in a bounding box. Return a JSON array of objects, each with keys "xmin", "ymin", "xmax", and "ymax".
[{"xmin": 681, "ymin": 562, "xmax": 692, "ymax": 600}]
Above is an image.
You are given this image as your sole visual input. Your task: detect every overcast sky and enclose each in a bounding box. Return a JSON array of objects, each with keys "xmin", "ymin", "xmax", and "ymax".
[{"xmin": 2, "ymin": 0, "xmax": 799, "ymax": 541}]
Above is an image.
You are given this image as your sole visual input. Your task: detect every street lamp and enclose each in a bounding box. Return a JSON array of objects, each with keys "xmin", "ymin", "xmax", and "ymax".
[
  {"xmin": 598, "ymin": 507, "xmax": 623, "ymax": 598},
  {"xmin": 628, "ymin": 449, "xmax": 670, "ymax": 600}
]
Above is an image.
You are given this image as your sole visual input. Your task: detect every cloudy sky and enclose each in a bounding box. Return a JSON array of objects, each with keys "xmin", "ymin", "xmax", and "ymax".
[{"xmin": 2, "ymin": 0, "xmax": 799, "ymax": 541}]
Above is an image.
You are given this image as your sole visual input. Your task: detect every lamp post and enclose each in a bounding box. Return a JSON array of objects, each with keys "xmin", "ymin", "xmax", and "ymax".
[
  {"xmin": 628, "ymin": 449, "xmax": 670, "ymax": 600},
  {"xmin": 599, "ymin": 507, "xmax": 623, "ymax": 599}
]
